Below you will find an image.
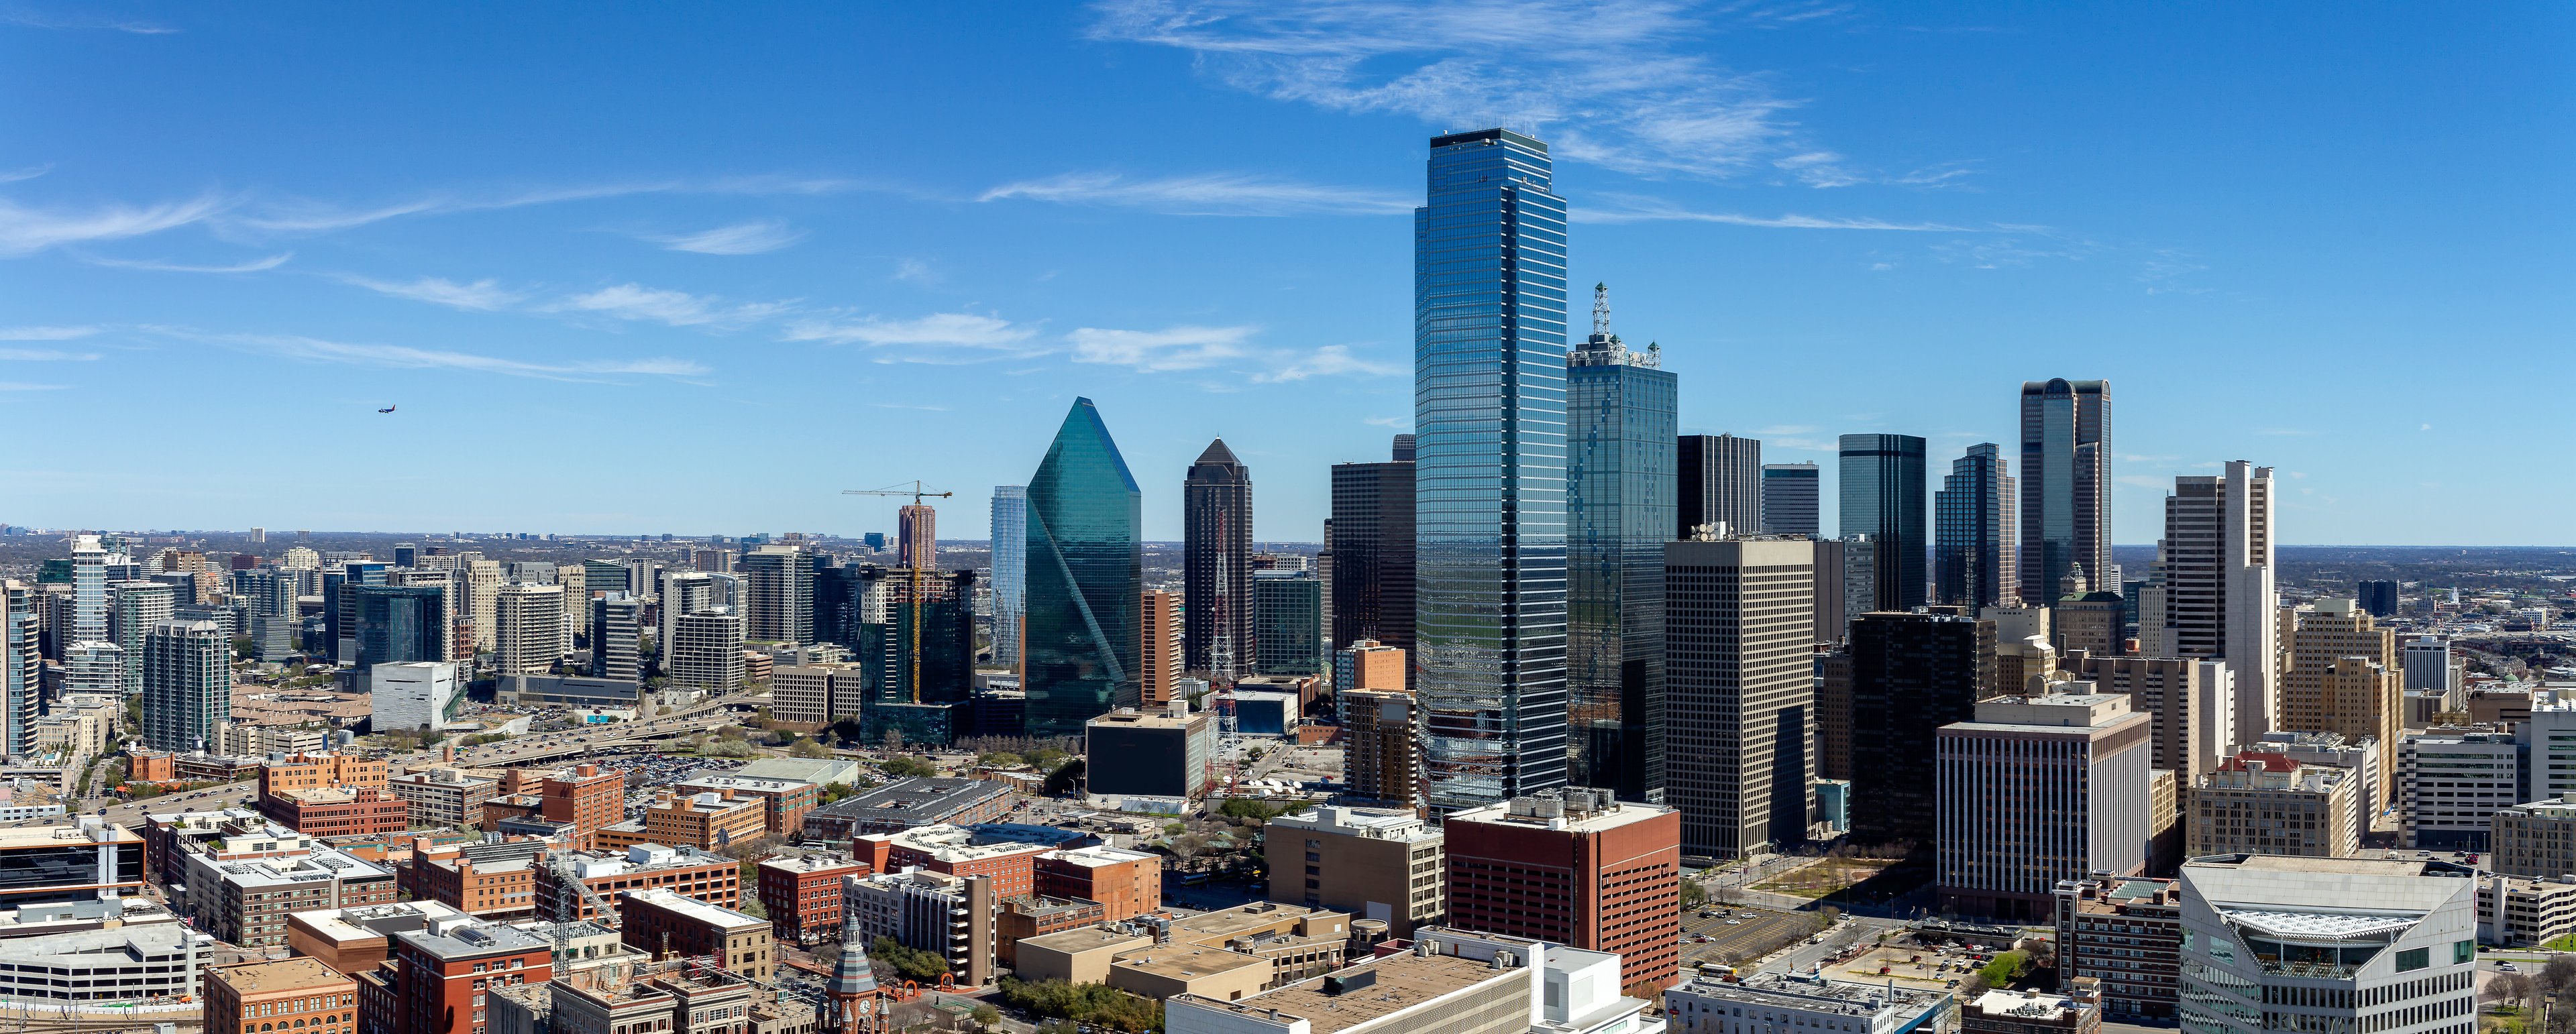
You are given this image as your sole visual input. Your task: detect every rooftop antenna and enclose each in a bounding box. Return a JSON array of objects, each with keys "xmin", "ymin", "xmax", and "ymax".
[{"xmin": 1591, "ymin": 282, "xmax": 1611, "ymax": 339}]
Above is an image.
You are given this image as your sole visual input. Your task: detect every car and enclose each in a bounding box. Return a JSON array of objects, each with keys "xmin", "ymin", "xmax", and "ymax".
[
  {"xmin": 1699, "ymin": 911, "xmax": 1716, "ymax": 918},
  {"xmin": 1727, "ymin": 919, "xmax": 1742, "ymax": 925}
]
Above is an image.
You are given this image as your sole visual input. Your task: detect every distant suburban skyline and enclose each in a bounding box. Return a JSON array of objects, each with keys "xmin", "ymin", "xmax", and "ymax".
[{"xmin": 3, "ymin": 3, "xmax": 2567, "ymax": 544}]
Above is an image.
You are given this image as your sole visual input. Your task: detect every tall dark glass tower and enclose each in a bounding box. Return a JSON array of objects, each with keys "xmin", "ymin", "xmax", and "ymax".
[
  {"xmin": 1183, "ymin": 439, "xmax": 1254, "ymax": 680},
  {"xmin": 1330, "ymin": 435, "xmax": 1415, "ymax": 658},
  {"xmin": 1933, "ymin": 443, "xmax": 2017, "ymax": 610},
  {"xmin": 1846, "ymin": 610, "xmax": 1992, "ymax": 847},
  {"xmin": 1415, "ymin": 127, "xmax": 1570, "ymax": 811},
  {"xmin": 1564, "ymin": 283, "xmax": 1676, "ymax": 801},
  {"xmin": 347, "ymin": 583, "xmax": 445, "ymax": 683},
  {"xmin": 1837, "ymin": 433, "xmax": 1928, "ymax": 612},
  {"xmin": 1022, "ymin": 398, "xmax": 1142, "ymax": 738},
  {"xmin": 2018, "ymin": 379, "xmax": 2112, "ymax": 608}
]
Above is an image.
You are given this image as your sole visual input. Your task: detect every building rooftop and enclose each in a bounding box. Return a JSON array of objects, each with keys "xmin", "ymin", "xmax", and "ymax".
[
  {"xmin": 758, "ymin": 853, "xmax": 868, "ymax": 876},
  {"xmin": 864, "ymin": 824, "xmax": 1053, "ymax": 864},
  {"xmin": 812, "ymin": 778, "xmax": 1008, "ymax": 824},
  {"xmin": 1085, "ymin": 708, "xmax": 1203, "ymax": 731},
  {"xmin": 0, "ymin": 820, "xmax": 142, "ymax": 849},
  {"xmin": 201, "ymin": 846, "xmax": 394, "ymax": 891},
  {"xmin": 1175, "ymin": 951, "xmax": 1513, "ymax": 1034},
  {"xmin": 734, "ymin": 758, "xmax": 863, "ymax": 785},
  {"xmin": 1672, "ymin": 970, "xmax": 1947, "ymax": 1021},
  {"xmin": 674, "ymin": 774, "xmax": 816, "ymax": 795},
  {"xmin": 12, "ymin": 924, "xmax": 212, "ymax": 967},
  {"xmin": 653, "ymin": 791, "xmax": 764, "ymax": 817},
  {"xmin": 289, "ymin": 901, "xmax": 471, "ymax": 944},
  {"xmin": 559, "ymin": 843, "xmax": 732, "ymax": 878},
  {"xmin": 1268, "ymin": 805, "xmax": 1438, "ymax": 842},
  {"xmin": 1968, "ymin": 990, "xmax": 2087, "ymax": 1021},
  {"xmin": 212, "ymin": 957, "xmax": 352, "ymax": 993},
  {"xmin": 1043, "ymin": 845, "xmax": 1158, "ymax": 869},
  {"xmin": 1446, "ymin": 787, "xmax": 1674, "ymax": 834},
  {"xmin": 1020, "ymin": 925, "xmax": 1152, "ymax": 954},
  {"xmin": 396, "ymin": 917, "xmax": 555, "ymax": 960},
  {"xmin": 1113, "ymin": 942, "xmax": 1267, "ymax": 982},
  {"xmin": 1173, "ymin": 903, "xmax": 1338, "ymax": 942},
  {"xmin": 2501, "ymin": 799, "xmax": 2576, "ymax": 818},
  {"xmin": 622, "ymin": 888, "xmax": 765, "ymax": 929}
]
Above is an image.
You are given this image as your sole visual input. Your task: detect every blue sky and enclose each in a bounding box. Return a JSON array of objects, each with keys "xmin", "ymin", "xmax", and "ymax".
[{"xmin": 3, "ymin": 2, "xmax": 2568, "ymax": 544}]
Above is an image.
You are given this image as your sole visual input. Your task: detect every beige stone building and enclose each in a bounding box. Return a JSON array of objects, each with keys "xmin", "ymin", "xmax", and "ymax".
[
  {"xmin": 2079, "ymin": 655, "xmax": 2233, "ymax": 787},
  {"xmin": 2496, "ymin": 799, "xmax": 2576, "ymax": 878},
  {"xmin": 2277, "ymin": 599, "xmax": 2400, "ymax": 802},
  {"xmin": 2186, "ymin": 752, "xmax": 2357, "ymax": 858},
  {"xmin": 1263, "ymin": 805, "xmax": 1442, "ymax": 938}
]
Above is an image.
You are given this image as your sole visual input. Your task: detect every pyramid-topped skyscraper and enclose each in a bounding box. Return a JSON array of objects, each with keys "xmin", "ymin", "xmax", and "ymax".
[{"xmin": 1022, "ymin": 397, "xmax": 1143, "ymax": 738}]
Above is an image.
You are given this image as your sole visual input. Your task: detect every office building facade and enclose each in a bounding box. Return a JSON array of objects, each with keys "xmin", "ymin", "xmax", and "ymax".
[
  {"xmin": 491, "ymin": 582, "xmax": 564, "ymax": 677},
  {"xmin": 2018, "ymin": 379, "xmax": 2112, "ymax": 610},
  {"xmin": 1934, "ymin": 443, "xmax": 2018, "ymax": 610},
  {"xmin": 990, "ymin": 485, "xmax": 1027, "ymax": 669},
  {"xmin": 2174, "ymin": 854, "xmax": 2477, "ymax": 1034},
  {"xmin": 590, "ymin": 593, "xmax": 641, "ymax": 681},
  {"xmin": 1848, "ymin": 610, "xmax": 1993, "ymax": 846},
  {"xmin": 1760, "ymin": 462, "xmax": 1821, "ymax": 537},
  {"xmin": 1937, "ymin": 693, "xmax": 2151, "ymax": 921},
  {"xmin": 2279, "ymin": 599, "xmax": 2402, "ymax": 804},
  {"xmin": 1252, "ymin": 572, "xmax": 1324, "ymax": 679},
  {"xmin": 2153, "ymin": 461, "xmax": 2276, "ymax": 742},
  {"xmin": 1023, "ymin": 398, "xmax": 1143, "ymax": 738},
  {"xmin": 1329, "ymin": 437, "xmax": 1415, "ymax": 656},
  {"xmin": 1183, "ymin": 439, "xmax": 1255, "ymax": 679},
  {"xmin": 741, "ymin": 546, "xmax": 816, "ymax": 645},
  {"xmin": 1415, "ymin": 129, "xmax": 1572, "ymax": 811},
  {"xmin": 1676, "ymin": 433, "xmax": 1760, "ymax": 538},
  {"xmin": 1566, "ymin": 292, "xmax": 1676, "ymax": 800},
  {"xmin": 1838, "ymin": 434, "xmax": 1927, "ymax": 611},
  {"xmin": 1444, "ymin": 789, "xmax": 1682, "ymax": 989},
  {"xmin": 1664, "ymin": 536, "xmax": 1815, "ymax": 858},
  {"xmin": 142, "ymin": 620, "xmax": 231, "ymax": 752}
]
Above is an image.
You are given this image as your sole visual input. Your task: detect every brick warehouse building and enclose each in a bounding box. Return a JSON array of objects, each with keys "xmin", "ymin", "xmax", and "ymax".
[
  {"xmin": 757, "ymin": 853, "xmax": 871, "ymax": 945},
  {"xmin": 207, "ymin": 958, "xmax": 356, "ymax": 1034},
  {"xmin": 541, "ymin": 764, "xmax": 626, "ymax": 848},
  {"xmin": 388, "ymin": 917, "xmax": 553, "ymax": 1034},
  {"xmin": 1442, "ymin": 788, "xmax": 1683, "ymax": 990},
  {"xmin": 1034, "ymin": 845, "xmax": 1161, "ymax": 921},
  {"xmin": 267, "ymin": 788, "xmax": 411, "ymax": 838}
]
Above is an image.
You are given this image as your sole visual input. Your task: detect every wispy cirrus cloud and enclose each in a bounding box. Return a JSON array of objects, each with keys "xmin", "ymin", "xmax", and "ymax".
[
  {"xmin": 782, "ymin": 312, "xmax": 1045, "ymax": 361},
  {"xmin": 0, "ymin": 348, "xmax": 100, "ymax": 361},
  {"xmin": 1252, "ymin": 344, "xmax": 1403, "ymax": 382},
  {"xmin": 0, "ymin": 9, "xmax": 176, "ymax": 32},
  {"xmin": 0, "ymin": 164, "xmax": 54, "ymax": 184},
  {"xmin": 1579, "ymin": 193, "xmax": 1964, "ymax": 230},
  {"xmin": 647, "ymin": 219, "xmax": 806, "ymax": 255},
  {"xmin": 0, "ymin": 193, "xmax": 228, "ymax": 257},
  {"xmin": 166, "ymin": 329, "xmax": 706, "ymax": 382},
  {"xmin": 1068, "ymin": 325, "xmax": 1258, "ymax": 372},
  {"xmin": 80, "ymin": 251, "xmax": 291, "ymax": 274},
  {"xmin": 0, "ymin": 325, "xmax": 97, "ymax": 341},
  {"xmin": 0, "ymin": 382, "xmax": 68, "ymax": 391},
  {"xmin": 1090, "ymin": 0, "xmax": 1847, "ymax": 181},
  {"xmin": 337, "ymin": 275, "xmax": 529, "ymax": 311},
  {"xmin": 980, "ymin": 172, "xmax": 1411, "ymax": 216},
  {"xmin": 550, "ymin": 284, "xmax": 794, "ymax": 329}
]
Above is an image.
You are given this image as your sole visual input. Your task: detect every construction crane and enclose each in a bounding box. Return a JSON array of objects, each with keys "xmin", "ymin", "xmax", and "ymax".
[{"xmin": 840, "ymin": 481, "xmax": 953, "ymax": 702}]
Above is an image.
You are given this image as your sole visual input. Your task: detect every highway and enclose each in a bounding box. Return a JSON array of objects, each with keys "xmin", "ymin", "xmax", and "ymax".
[{"xmin": 92, "ymin": 691, "xmax": 761, "ymax": 827}]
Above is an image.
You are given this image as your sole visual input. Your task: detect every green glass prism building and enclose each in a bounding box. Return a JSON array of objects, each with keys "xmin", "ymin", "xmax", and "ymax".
[
  {"xmin": 1022, "ymin": 397, "xmax": 1142, "ymax": 738},
  {"xmin": 1414, "ymin": 128, "xmax": 1571, "ymax": 811},
  {"xmin": 1565, "ymin": 283, "xmax": 1676, "ymax": 801}
]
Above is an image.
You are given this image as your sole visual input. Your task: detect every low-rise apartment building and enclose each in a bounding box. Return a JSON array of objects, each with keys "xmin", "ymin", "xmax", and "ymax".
[
  {"xmin": 669, "ymin": 774, "xmax": 819, "ymax": 839},
  {"xmin": 755, "ymin": 853, "xmax": 871, "ymax": 946},
  {"xmin": 619, "ymin": 887, "xmax": 773, "ymax": 973},
  {"xmin": 2051, "ymin": 876, "xmax": 2181, "ymax": 1021},
  {"xmin": 533, "ymin": 844, "xmax": 742, "ymax": 923},
  {"xmin": 388, "ymin": 768, "xmax": 502, "ymax": 830}
]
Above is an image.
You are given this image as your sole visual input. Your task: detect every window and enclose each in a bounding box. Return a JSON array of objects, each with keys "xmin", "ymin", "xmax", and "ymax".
[
  {"xmin": 2396, "ymin": 947, "xmax": 2429, "ymax": 972},
  {"xmin": 2455, "ymin": 940, "xmax": 2475, "ymax": 964}
]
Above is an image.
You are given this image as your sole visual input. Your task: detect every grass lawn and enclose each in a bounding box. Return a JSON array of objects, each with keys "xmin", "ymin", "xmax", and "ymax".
[
  {"xmin": 2546, "ymin": 934, "xmax": 2576, "ymax": 952},
  {"xmin": 1754, "ymin": 858, "xmax": 1897, "ymax": 899}
]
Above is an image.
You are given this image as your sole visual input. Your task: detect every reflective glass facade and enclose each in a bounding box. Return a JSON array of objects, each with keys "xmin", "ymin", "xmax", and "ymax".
[
  {"xmin": 1414, "ymin": 128, "xmax": 1570, "ymax": 810},
  {"xmin": 2018, "ymin": 378, "xmax": 2112, "ymax": 608},
  {"xmin": 1022, "ymin": 398, "xmax": 1142, "ymax": 738},
  {"xmin": 1838, "ymin": 434, "xmax": 1928, "ymax": 612},
  {"xmin": 351, "ymin": 584, "xmax": 447, "ymax": 673},
  {"xmin": 989, "ymin": 485, "xmax": 1027, "ymax": 669},
  {"xmin": 1933, "ymin": 442, "xmax": 2017, "ymax": 610},
  {"xmin": 1566, "ymin": 348, "xmax": 1675, "ymax": 801}
]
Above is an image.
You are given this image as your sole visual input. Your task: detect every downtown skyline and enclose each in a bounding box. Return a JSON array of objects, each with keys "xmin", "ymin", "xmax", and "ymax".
[{"xmin": 4, "ymin": 3, "xmax": 2569, "ymax": 544}]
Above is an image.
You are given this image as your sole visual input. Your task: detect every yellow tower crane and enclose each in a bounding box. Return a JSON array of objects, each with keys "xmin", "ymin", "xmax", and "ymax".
[{"xmin": 840, "ymin": 481, "xmax": 955, "ymax": 703}]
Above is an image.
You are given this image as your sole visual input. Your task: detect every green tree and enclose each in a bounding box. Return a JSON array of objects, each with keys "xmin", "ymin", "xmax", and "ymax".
[
  {"xmin": 871, "ymin": 936, "xmax": 951, "ymax": 982},
  {"xmin": 1977, "ymin": 950, "xmax": 2031, "ymax": 989},
  {"xmin": 790, "ymin": 738, "xmax": 833, "ymax": 758},
  {"xmin": 881, "ymin": 756, "xmax": 940, "ymax": 779},
  {"xmin": 1680, "ymin": 878, "xmax": 1709, "ymax": 911},
  {"xmin": 970, "ymin": 1005, "xmax": 1001, "ymax": 1031}
]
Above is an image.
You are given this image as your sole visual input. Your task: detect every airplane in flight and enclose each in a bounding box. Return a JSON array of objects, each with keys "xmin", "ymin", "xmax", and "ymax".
[{"xmin": 378, "ymin": 404, "xmax": 396, "ymax": 414}]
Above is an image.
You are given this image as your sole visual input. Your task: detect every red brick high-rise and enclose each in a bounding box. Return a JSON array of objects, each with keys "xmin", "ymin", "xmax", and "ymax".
[
  {"xmin": 386, "ymin": 917, "xmax": 553, "ymax": 1034},
  {"xmin": 1443, "ymin": 789, "xmax": 1682, "ymax": 990},
  {"xmin": 541, "ymin": 764, "xmax": 625, "ymax": 848}
]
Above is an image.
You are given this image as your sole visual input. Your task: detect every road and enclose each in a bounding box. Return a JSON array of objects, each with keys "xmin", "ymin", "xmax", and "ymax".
[{"xmin": 1680, "ymin": 906, "xmax": 1809, "ymax": 968}]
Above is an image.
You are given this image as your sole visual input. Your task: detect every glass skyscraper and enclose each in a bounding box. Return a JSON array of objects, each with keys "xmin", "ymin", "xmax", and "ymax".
[
  {"xmin": 1022, "ymin": 397, "xmax": 1142, "ymax": 738},
  {"xmin": 1933, "ymin": 442, "xmax": 2017, "ymax": 610},
  {"xmin": 1565, "ymin": 284, "xmax": 1676, "ymax": 801},
  {"xmin": 2018, "ymin": 378, "xmax": 2112, "ymax": 608},
  {"xmin": 989, "ymin": 485, "xmax": 1027, "ymax": 670},
  {"xmin": 1414, "ymin": 128, "xmax": 1571, "ymax": 810},
  {"xmin": 1838, "ymin": 433, "xmax": 1928, "ymax": 612},
  {"xmin": 350, "ymin": 583, "xmax": 448, "ymax": 677},
  {"xmin": 1183, "ymin": 440, "xmax": 1254, "ymax": 679}
]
